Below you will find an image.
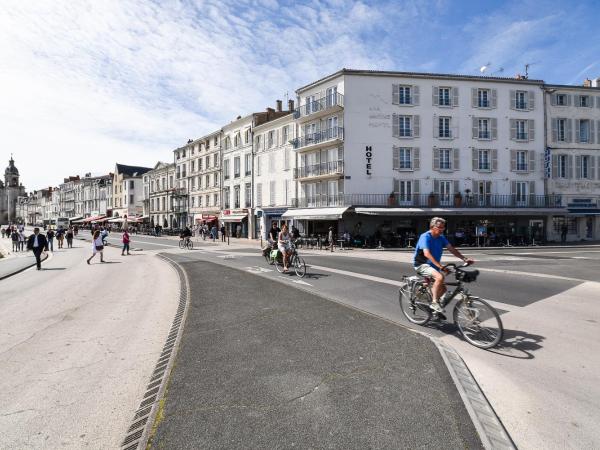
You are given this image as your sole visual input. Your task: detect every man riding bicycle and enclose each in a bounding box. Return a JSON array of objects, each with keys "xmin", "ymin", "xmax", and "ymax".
[
  {"xmin": 181, "ymin": 226, "xmax": 192, "ymax": 244},
  {"xmin": 413, "ymin": 217, "xmax": 474, "ymax": 313}
]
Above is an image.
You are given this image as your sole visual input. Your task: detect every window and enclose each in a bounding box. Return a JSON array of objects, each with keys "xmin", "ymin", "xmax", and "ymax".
[
  {"xmin": 438, "ymin": 87, "xmax": 451, "ymax": 106},
  {"xmin": 438, "ymin": 180, "xmax": 452, "ymax": 205},
  {"xmin": 256, "ymin": 183, "xmax": 262, "ymax": 206},
  {"xmin": 224, "ymin": 187, "xmax": 230, "ymax": 208},
  {"xmin": 206, "ymin": 194, "xmax": 210, "ymax": 207},
  {"xmin": 206, "ymin": 140, "xmax": 210, "ymax": 150},
  {"xmin": 191, "ymin": 197, "xmax": 195, "ymax": 207},
  {"xmin": 516, "ymin": 120, "xmax": 527, "ymax": 140},
  {"xmin": 205, "ymin": 174, "xmax": 210, "ymax": 187},
  {"xmin": 234, "ymin": 185, "xmax": 240, "ymax": 208},
  {"xmin": 198, "ymin": 158, "xmax": 203, "ymax": 171},
  {"xmin": 256, "ymin": 155, "xmax": 262, "ymax": 176},
  {"xmin": 129, "ymin": 180, "xmax": 134, "ymax": 189},
  {"xmin": 198, "ymin": 196, "xmax": 202, "ymax": 207},
  {"xmin": 255, "ymin": 135, "xmax": 262, "ymax": 150},
  {"xmin": 234, "ymin": 156, "xmax": 240, "ymax": 178},
  {"xmin": 399, "ymin": 86, "xmax": 411, "ymax": 104},
  {"xmin": 579, "ymin": 95, "xmax": 590, "ymax": 107},
  {"xmin": 515, "ymin": 91, "xmax": 527, "ymax": 110},
  {"xmin": 478, "ymin": 119, "xmax": 490, "ymax": 139},
  {"xmin": 553, "ymin": 217, "xmax": 577, "ymax": 234},
  {"xmin": 557, "ymin": 119, "xmax": 566, "ymax": 142},
  {"xmin": 224, "ymin": 136, "xmax": 231, "ymax": 150},
  {"xmin": 578, "ymin": 119, "xmax": 591, "ymax": 143},
  {"xmin": 245, "ymin": 153, "xmax": 252, "ymax": 176},
  {"xmin": 305, "ymin": 95, "xmax": 315, "ymax": 114},
  {"xmin": 515, "ymin": 181, "xmax": 528, "ymax": 204},
  {"xmin": 478, "ymin": 89, "xmax": 489, "ymax": 108},
  {"xmin": 169, "ymin": 176, "xmax": 173, "ymax": 188},
  {"xmin": 129, "ymin": 194, "xmax": 134, "ymax": 204},
  {"xmin": 213, "ymin": 193, "xmax": 218, "ymax": 206},
  {"xmin": 214, "ymin": 172, "xmax": 218, "ymax": 187},
  {"xmin": 439, "ymin": 148, "xmax": 451, "ymax": 170},
  {"xmin": 234, "ymin": 133, "xmax": 240, "ymax": 147},
  {"xmin": 516, "ymin": 151, "xmax": 528, "ymax": 171},
  {"xmin": 282, "ymin": 126, "xmax": 289, "ymax": 144},
  {"xmin": 191, "ymin": 177, "xmax": 196, "ymax": 190},
  {"xmin": 269, "ymin": 180, "xmax": 276, "ymax": 206},
  {"xmin": 558, "ymin": 155, "xmax": 568, "ymax": 178},
  {"xmin": 214, "ymin": 136, "xmax": 218, "ymax": 146},
  {"xmin": 578, "ymin": 155, "xmax": 591, "ymax": 179},
  {"xmin": 223, "ymin": 159, "xmax": 230, "ymax": 180},
  {"xmin": 182, "ymin": 148, "xmax": 186, "ymax": 158},
  {"xmin": 478, "ymin": 150, "xmax": 490, "ymax": 171},
  {"xmin": 245, "ymin": 183, "xmax": 252, "ymax": 207},
  {"xmin": 438, "ymin": 117, "xmax": 451, "ymax": 138},
  {"xmin": 198, "ymin": 176, "xmax": 202, "ymax": 189},
  {"xmin": 191, "ymin": 160, "xmax": 195, "ymax": 172},
  {"xmin": 326, "ymin": 86, "xmax": 337, "ymax": 107},
  {"xmin": 244, "ymin": 129, "xmax": 250, "ymax": 144},
  {"xmin": 556, "ymin": 94, "xmax": 567, "ymax": 106},
  {"xmin": 399, "ymin": 116, "xmax": 411, "ymax": 137},
  {"xmin": 393, "ymin": 180, "xmax": 413, "ymax": 203}
]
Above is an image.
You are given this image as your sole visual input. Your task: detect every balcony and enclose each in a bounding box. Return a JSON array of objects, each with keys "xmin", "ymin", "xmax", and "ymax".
[
  {"xmin": 170, "ymin": 187, "xmax": 188, "ymax": 197},
  {"xmin": 292, "ymin": 127, "xmax": 344, "ymax": 152},
  {"xmin": 291, "ymin": 194, "xmax": 564, "ymax": 209},
  {"xmin": 294, "ymin": 160, "xmax": 344, "ymax": 180},
  {"xmin": 293, "ymin": 93, "xmax": 344, "ymax": 122}
]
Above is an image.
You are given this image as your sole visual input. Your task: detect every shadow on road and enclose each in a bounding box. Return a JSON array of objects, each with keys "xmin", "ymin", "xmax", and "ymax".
[
  {"xmin": 304, "ymin": 271, "xmax": 331, "ymax": 280},
  {"xmin": 42, "ymin": 267, "xmax": 66, "ymax": 271},
  {"xmin": 486, "ymin": 329, "xmax": 546, "ymax": 359}
]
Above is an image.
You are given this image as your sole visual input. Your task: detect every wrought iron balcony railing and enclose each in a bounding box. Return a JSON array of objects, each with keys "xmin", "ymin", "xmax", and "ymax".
[
  {"xmin": 291, "ymin": 194, "xmax": 564, "ymax": 209},
  {"xmin": 294, "ymin": 160, "xmax": 344, "ymax": 179},
  {"xmin": 293, "ymin": 93, "xmax": 344, "ymax": 119},
  {"xmin": 292, "ymin": 127, "xmax": 344, "ymax": 150}
]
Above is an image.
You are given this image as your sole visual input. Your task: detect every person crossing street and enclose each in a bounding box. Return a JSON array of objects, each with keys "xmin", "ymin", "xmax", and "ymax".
[{"xmin": 26, "ymin": 227, "xmax": 49, "ymax": 271}]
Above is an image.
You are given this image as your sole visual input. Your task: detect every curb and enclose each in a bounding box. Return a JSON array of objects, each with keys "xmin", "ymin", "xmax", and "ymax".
[
  {"xmin": 120, "ymin": 253, "xmax": 190, "ymax": 450},
  {"xmin": 435, "ymin": 341, "xmax": 516, "ymax": 450},
  {"xmin": 0, "ymin": 252, "xmax": 50, "ymax": 281}
]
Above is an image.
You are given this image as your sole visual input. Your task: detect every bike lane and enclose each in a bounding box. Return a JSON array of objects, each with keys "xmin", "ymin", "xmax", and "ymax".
[{"xmin": 148, "ymin": 256, "xmax": 482, "ymax": 449}]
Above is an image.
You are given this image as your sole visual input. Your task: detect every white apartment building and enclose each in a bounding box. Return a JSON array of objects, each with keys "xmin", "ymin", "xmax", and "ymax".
[
  {"xmin": 185, "ymin": 130, "xmax": 222, "ymax": 228},
  {"xmin": 59, "ymin": 176, "xmax": 81, "ymax": 219},
  {"xmin": 145, "ymin": 161, "xmax": 175, "ymax": 229},
  {"xmin": 282, "ymin": 69, "xmax": 563, "ymax": 244},
  {"xmin": 112, "ymin": 163, "xmax": 152, "ymax": 221},
  {"xmin": 78, "ymin": 174, "xmax": 113, "ymax": 218},
  {"xmin": 545, "ymin": 78, "xmax": 600, "ymax": 241},
  {"xmin": 253, "ymin": 106, "xmax": 296, "ymax": 238},
  {"xmin": 172, "ymin": 143, "xmax": 191, "ymax": 229}
]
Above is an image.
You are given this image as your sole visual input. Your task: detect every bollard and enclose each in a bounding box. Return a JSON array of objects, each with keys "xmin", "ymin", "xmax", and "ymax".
[{"xmin": 227, "ymin": 234, "xmax": 230, "ymax": 245}]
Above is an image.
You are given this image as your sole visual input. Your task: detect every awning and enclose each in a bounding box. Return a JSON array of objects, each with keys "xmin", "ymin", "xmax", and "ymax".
[
  {"xmin": 355, "ymin": 207, "xmax": 565, "ymax": 216},
  {"xmin": 282, "ymin": 207, "xmax": 349, "ymax": 220},
  {"xmin": 220, "ymin": 213, "xmax": 248, "ymax": 223},
  {"xmin": 70, "ymin": 216, "xmax": 85, "ymax": 223},
  {"xmin": 108, "ymin": 217, "xmax": 125, "ymax": 223},
  {"xmin": 568, "ymin": 208, "xmax": 600, "ymax": 216},
  {"xmin": 82, "ymin": 215, "xmax": 107, "ymax": 223}
]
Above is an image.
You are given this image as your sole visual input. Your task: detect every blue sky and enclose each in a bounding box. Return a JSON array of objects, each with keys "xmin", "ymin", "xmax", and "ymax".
[{"xmin": 1, "ymin": 0, "xmax": 599, "ymax": 190}]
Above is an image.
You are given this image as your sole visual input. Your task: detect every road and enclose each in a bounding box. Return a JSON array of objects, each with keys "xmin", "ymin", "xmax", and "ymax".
[
  {"xmin": 110, "ymin": 233, "xmax": 600, "ymax": 450},
  {"xmin": 0, "ymin": 237, "xmax": 178, "ymax": 449}
]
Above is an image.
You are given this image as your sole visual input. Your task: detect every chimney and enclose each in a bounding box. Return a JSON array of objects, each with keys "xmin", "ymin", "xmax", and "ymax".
[
  {"xmin": 288, "ymin": 99, "xmax": 295, "ymax": 111},
  {"xmin": 276, "ymin": 100, "xmax": 282, "ymax": 112},
  {"xmin": 583, "ymin": 78, "xmax": 592, "ymax": 87},
  {"xmin": 266, "ymin": 107, "xmax": 275, "ymax": 113}
]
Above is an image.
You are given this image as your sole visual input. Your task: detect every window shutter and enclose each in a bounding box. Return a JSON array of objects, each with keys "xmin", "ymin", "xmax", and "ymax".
[
  {"xmin": 412, "ymin": 85, "xmax": 420, "ymax": 105},
  {"xmin": 591, "ymin": 156, "xmax": 596, "ymax": 179},
  {"xmin": 528, "ymin": 119, "xmax": 535, "ymax": 141},
  {"xmin": 568, "ymin": 155, "xmax": 574, "ymax": 178},
  {"xmin": 510, "ymin": 90, "xmax": 516, "ymax": 109},
  {"xmin": 433, "ymin": 87, "xmax": 439, "ymax": 106},
  {"xmin": 567, "ymin": 94, "xmax": 572, "ymax": 106},
  {"xmin": 552, "ymin": 155, "xmax": 558, "ymax": 178},
  {"xmin": 433, "ymin": 116, "xmax": 438, "ymax": 137},
  {"xmin": 453, "ymin": 180, "xmax": 460, "ymax": 194},
  {"xmin": 491, "ymin": 89, "xmax": 498, "ymax": 108},
  {"xmin": 392, "ymin": 146, "xmax": 400, "ymax": 170},
  {"xmin": 452, "ymin": 87, "xmax": 459, "ymax": 106},
  {"xmin": 574, "ymin": 119, "xmax": 581, "ymax": 143},
  {"xmin": 392, "ymin": 114, "xmax": 399, "ymax": 137},
  {"xmin": 392, "ymin": 84, "xmax": 399, "ymax": 105},
  {"xmin": 472, "ymin": 180, "xmax": 478, "ymax": 193},
  {"xmin": 566, "ymin": 119, "xmax": 573, "ymax": 142},
  {"xmin": 551, "ymin": 94, "xmax": 557, "ymax": 106},
  {"xmin": 529, "ymin": 181, "xmax": 535, "ymax": 195},
  {"xmin": 413, "ymin": 115, "xmax": 420, "ymax": 137},
  {"xmin": 472, "ymin": 148, "xmax": 478, "ymax": 171},
  {"xmin": 453, "ymin": 148, "xmax": 460, "ymax": 170},
  {"xmin": 413, "ymin": 147, "xmax": 420, "ymax": 169},
  {"xmin": 393, "ymin": 178, "xmax": 400, "ymax": 194},
  {"xmin": 597, "ymin": 97, "xmax": 600, "ymax": 109},
  {"xmin": 472, "ymin": 117, "xmax": 478, "ymax": 138},
  {"xmin": 510, "ymin": 150, "xmax": 517, "ymax": 171},
  {"xmin": 492, "ymin": 149, "xmax": 498, "ymax": 171},
  {"xmin": 491, "ymin": 118, "xmax": 498, "ymax": 139},
  {"xmin": 486, "ymin": 181, "xmax": 492, "ymax": 195},
  {"xmin": 528, "ymin": 91, "xmax": 535, "ymax": 110},
  {"xmin": 434, "ymin": 179, "xmax": 440, "ymax": 193},
  {"xmin": 433, "ymin": 148, "xmax": 440, "ymax": 170},
  {"xmin": 529, "ymin": 150, "xmax": 535, "ymax": 172},
  {"xmin": 413, "ymin": 179, "xmax": 420, "ymax": 194},
  {"xmin": 575, "ymin": 155, "xmax": 581, "ymax": 179},
  {"xmin": 551, "ymin": 118, "xmax": 558, "ymax": 142},
  {"xmin": 471, "ymin": 88, "xmax": 478, "ymax": 107},
  {"xmin": 510, "ymin": 181, "xmax": 517, "ymax": 195},
  {"xmin": 510, "ymin": 119, "xmax": 517, "ymax": 140},
  {"xmin": 590, "ymin": 120, "xmax": 595, "ymax": 144}
]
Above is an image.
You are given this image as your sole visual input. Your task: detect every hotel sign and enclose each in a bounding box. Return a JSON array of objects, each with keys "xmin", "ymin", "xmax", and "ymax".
[{"xmin": 365, "ymin": 146, "xmax": 373, "ymax": 175}]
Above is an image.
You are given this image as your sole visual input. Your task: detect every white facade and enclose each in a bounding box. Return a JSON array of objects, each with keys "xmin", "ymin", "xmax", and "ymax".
[
  {"xmin": 145, "ymin": 161, "xmax": 175, "ymax": 228},
  {"xmin": 112, "ymin": 164, "xmax": 151, "ymax": 220},
  {"xmin": 545, "ymin": 85, "xmax": 600, "ymax": 240},
  {"xmin": 253, "ymin": 112, "xmax": 296, "ymax": 238}
]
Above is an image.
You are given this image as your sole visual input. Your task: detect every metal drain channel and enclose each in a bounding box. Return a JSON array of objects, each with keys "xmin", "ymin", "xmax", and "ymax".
[{"xmin": 120, "ymin": 253, "xmax": 190, "ymax": 450}]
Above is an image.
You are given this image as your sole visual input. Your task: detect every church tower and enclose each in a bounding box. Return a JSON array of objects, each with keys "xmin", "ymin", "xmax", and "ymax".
[{"xmin": 3, "ymin": 156, "xmax": 25, "ymax": 223}]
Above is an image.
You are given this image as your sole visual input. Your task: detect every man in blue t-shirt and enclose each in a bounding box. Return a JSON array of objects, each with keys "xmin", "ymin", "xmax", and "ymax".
[{"xmin": 413, "ymin": 217, "xmax": 474, "ymax": 313}]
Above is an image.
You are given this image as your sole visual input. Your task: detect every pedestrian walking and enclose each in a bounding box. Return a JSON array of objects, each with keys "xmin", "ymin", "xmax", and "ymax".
[
  {"xmin": 18, "ymin": 230, "xmax": 26, "ymax": 251},
  {"xmin": 328, "ymin": 226, "xmax": 334, "ymax": 252},
  {"xmin": 121, "ymin": 230, "xmax": 131, "ymax": 255},
  {"xmin": 11, "ymin": 229, "xmax": 19, "ymax": 252},
  {"xmin": 26, "ymin": 227, "xmax": 48, "ymax": 270},
  {"xmin": 220, "ymin": 224, "xmax": 226, "ymax": 242},
  {"xmin": 74, "ymin": 225, "xmax": 79, "ymax": 237},
  {"xmin": 87, "ymin": 230, "xmax": 106, "ymax": 264},
  {"xmin": 66, "ymin": 227, "xmax": 74, "ymax": 248},
  {"xmin": 561, "ymin": 224, "xmax": 568, "ymax": 243},
  {"xmin": 1, "ymin": 228, "xmax": 5, "ymax": 238},
  {"xmin": 211, "ymin": 225, "xmax": 217, "ymax": 242},
  {"xmin": 56, "ymin": 227, "xmax": 65, "ymax": 249},
  {"xmin": 46, "ymin": 228, "xmax": 55, "ymax": 251}
]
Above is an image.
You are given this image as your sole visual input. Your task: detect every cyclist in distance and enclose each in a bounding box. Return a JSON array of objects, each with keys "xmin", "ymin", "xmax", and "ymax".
[
  {"xmin": 414, "ymin": 217, "xmax": 474, "ymax": 313},
  {"xmin": 181, "ymin": 226, "xmax": 192, "ymax": 244}
]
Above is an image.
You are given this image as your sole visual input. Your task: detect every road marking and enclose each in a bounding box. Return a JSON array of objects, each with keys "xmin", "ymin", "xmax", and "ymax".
[
  {"xmin": 277, "ymin": 275, "xmax": 313, "ymax": 286},
  {"xmin": 476, "ymin": 267, "xmax": 589, "ymax": 283},
  {"xmin": 245, "ymin": 266, "xmax": 273, "ymax": 273}
]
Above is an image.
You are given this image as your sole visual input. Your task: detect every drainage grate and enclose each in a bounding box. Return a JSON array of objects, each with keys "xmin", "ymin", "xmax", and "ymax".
[{"xmin": 120, "ymin": 254, "xmax": 190, "ymax": 449}]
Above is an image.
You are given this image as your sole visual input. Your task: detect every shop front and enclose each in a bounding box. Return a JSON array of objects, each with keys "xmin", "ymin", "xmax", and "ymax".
[
  {"xmin": 194, "ymin": 212, "xmax": 219, "ymax": 229},
  {"xmin": 256, "ymin": 207, "xmax": 288, "ymax": 239},
  {"xmin": 220, "ymin": 209, "xmax": 249, "ymax": 238},
  {"xmin": 281, "ymin": 206, "xmax": 350, "ymax": 241}
]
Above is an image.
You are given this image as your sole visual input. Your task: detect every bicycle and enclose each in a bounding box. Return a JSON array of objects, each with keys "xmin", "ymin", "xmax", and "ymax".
[
  {"xmin": 266, "ymin": 240, "xmax": 306, "ymax": 278},
  {"xmin": 399, "ymin": 262, "xmax": 503, "ymax": 349},
  {"xmin": 179, "ymin": 236, "xmax": 193, "ymax": 250}
]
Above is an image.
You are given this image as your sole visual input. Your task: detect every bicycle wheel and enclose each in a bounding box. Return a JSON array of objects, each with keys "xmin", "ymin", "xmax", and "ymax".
[
  {"xmin": 264, "ymin": 253, "xmax": 273, "ymax": 265},
  {"xmin": 178, "ymin": 240, "xmax": 184, "ymax": 249},
  {"xmin": 274, "ymin": 254, "xmax": 285, "ymax": 273},
  {"xmin": 399, "ymin": 284, "xmax": 432, "ymax": 325},
  {"xmin": 453, "ymin": 296, "xmax": 503, "ymax": 349},
  {"xmin": 187, "ymin": 240, "xmax": 193, "ymax": 250},
  {"xmin": 293, "ymin": 255, "xmax": 306, "ymax": 278}
]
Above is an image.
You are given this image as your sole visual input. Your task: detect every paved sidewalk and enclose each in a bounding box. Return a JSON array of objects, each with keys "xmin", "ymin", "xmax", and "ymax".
[
  {"xmin": 149, "ymin": 256, "xmax": 482, "ymax": 449},
  {"xmin": 0, "ymin": 239, "xmax": 48, "ymax": 279}
]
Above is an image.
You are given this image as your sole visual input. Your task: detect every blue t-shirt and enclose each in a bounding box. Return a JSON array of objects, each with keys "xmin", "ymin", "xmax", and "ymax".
[{"xmin": 413, "ymin": 230, "xmax": 449, "ymax": 270}]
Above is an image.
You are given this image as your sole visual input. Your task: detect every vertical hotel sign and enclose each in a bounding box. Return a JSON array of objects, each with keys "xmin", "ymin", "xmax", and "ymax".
[{"xmin": 365, "ymin": 146, "xmax": 373, "ymax": 176}]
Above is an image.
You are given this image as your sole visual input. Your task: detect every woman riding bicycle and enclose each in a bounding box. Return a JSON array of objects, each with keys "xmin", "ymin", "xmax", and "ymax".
[{"xmin": 278, "ymin": 224, "xmax": 292, "ymax": 273}]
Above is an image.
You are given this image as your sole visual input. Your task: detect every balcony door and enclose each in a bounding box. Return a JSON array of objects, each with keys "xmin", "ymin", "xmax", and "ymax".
[
  {"xmin": 326, "ymin": 116, "xmax": 338, "ymax": 139},
  {"xmin": 326, "ymin": 86, "xmax": 337, "ymax": 108},
  {"xmin": 515, "ymin": 181, "xmax": 528, "ymax": 206},
  {"xmin": 327, "ymin": 180, "xmax": 339, "ymax": 206},
  {"xmin": 305, "ymin": 123, "xmax": 317, "ymax": 143},
  {"xmin": 439, "ymin": 181, "xmax": 452, "ymax": 206}
]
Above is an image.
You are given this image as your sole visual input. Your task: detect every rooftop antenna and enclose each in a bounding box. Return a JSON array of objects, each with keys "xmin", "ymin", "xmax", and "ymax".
[{"xmin": 524, "ymin": 62, "xmax": 539, "ymax": 79}]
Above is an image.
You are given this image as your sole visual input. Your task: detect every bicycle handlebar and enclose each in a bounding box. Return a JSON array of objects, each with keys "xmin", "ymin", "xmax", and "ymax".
[{"xmin": 442, "ymin": 261, "xmax": 472, "ymax": 272}]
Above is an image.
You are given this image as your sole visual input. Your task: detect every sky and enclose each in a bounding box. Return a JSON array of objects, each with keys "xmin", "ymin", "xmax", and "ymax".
[{"xmin": 1, "ymin": 0, "xmax": 599, "ymax": 191}]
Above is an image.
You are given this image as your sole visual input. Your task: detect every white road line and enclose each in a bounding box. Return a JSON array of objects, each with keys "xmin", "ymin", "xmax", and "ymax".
[{"xmin": 476, "ymin": 267, "xmax": 589, "ymax": 283}]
